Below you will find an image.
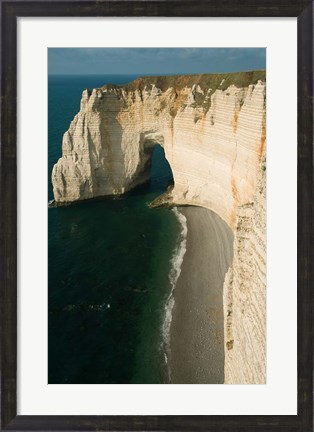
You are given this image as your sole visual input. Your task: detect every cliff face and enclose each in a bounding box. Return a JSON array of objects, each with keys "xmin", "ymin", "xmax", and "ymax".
[
  {"xmin": 52, "ymin": 71, "xmax": 266, "ymax": 383},
  {"xmin": 52, "ymin": 71, "xmax": 265, "ymax": 229},
  {"xmin": 223, "ymin": 153, "xmax": 266, "ymax": 383}
]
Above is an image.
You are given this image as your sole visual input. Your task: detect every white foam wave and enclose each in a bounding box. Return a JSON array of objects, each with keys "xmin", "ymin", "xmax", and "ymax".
[{"xmin": 162, "ymin": 207, "xmax": 187, "ymax": 381}]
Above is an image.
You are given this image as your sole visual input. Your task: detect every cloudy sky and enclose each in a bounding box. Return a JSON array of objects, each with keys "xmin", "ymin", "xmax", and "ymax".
[{"xmin": 48, "ymin": 48, "xmax": 266, "ymax": 76}]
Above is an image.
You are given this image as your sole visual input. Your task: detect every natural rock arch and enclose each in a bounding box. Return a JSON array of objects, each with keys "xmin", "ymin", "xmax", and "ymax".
[{"xmin": 52, "ymin": 76, "xmax": 265, "ymax": 229}]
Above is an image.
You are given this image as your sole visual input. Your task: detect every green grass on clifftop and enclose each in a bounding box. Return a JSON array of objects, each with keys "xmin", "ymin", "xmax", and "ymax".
[
  {"xmin": 101, "ymin": 70, "xmax": 266, "ymax": 114},
  {"xmin": 104, "ymin": 70, "xmax": 266, "ymax": 93}
]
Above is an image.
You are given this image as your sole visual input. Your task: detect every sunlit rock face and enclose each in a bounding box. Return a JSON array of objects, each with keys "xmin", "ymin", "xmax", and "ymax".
[
  {"xmin": 52, "ymin": 72, "xmax": 265, "ymax": 228},
  {"xmin": 52, "ymin": 71, "xmax": 266, "ymax": 384},
  {"xmin": 223, "ymin": 153, "xmax": 266, "ymax": 384}
]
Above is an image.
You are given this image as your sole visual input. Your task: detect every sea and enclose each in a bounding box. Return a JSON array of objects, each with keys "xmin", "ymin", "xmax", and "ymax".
[{"xmin": 48, "ymin": 75, "xmax": 187, "ymax": 384}]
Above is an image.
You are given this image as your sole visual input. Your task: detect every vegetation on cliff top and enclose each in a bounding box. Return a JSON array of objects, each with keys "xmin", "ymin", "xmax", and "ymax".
[
  {"xmin": 103, "ymin": 70, "xmax": 266, "ymax": 93},
  {"xmin": 99, "ymin": 70, "xmax": 266, "ymax": 116}
]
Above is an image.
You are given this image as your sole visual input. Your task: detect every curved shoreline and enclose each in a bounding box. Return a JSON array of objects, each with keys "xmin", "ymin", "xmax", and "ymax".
[
  {"xmin": 161, "ymin": 208, "xmax": 188, "ymax": 381},
  {"xmin": 169, "ymin": 206, "xmax": 233, "ymax": 384}
]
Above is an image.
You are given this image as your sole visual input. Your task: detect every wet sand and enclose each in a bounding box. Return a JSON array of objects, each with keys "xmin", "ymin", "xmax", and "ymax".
[{"xmin": 170, "ymin": 206, "xmax": 233, "ymax": 383}]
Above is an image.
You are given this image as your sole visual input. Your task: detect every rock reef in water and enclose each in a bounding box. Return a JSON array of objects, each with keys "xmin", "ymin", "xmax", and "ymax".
[{"xmin": 52, "ymin": 71, "xmax": 266, "ymax": 384}]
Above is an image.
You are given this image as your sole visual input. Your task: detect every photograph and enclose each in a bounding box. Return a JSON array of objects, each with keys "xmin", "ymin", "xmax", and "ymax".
[
  {"xmin": 2, "ymin": 1, "xmax": 313, "ymax": 429},
  {"xmin": 48, "ymin": 47, "xmax": 266, "ymax": 385}
]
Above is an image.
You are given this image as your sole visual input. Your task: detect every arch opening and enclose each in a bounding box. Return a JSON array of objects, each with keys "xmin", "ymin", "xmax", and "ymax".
[
  {"xmin": 149, "ymin": 144, "xmax": 174, "ymax": 193},
  {"xmin": 138, "ymin": 132, "xmax": 174, "ymax": 195}
]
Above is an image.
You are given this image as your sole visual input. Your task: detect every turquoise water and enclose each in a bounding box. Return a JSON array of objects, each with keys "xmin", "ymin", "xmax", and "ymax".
[{"xmin": 48, "ymin": 75, "xmax": 181, "ymax": 383}]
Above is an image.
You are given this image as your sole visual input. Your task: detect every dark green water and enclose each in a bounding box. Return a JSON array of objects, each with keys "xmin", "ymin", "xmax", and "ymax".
[{"xmin": 48, "ymin": 75, "xmax": 182, "ymax": 383}]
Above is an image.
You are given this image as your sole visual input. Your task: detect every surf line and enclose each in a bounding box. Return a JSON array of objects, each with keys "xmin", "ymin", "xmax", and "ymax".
[{"xmin": 162, "ymin": 207, "xmax": 188, "ymax": 382}]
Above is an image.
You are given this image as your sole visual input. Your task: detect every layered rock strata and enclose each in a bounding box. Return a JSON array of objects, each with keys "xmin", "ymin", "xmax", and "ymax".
[
  {"xmin": 223, "ymin": 153, "xmax": 266, "ymax": 383},
  {"xmin": 52, "ymin": 71, "xmax": 266, "ymax": 383}
]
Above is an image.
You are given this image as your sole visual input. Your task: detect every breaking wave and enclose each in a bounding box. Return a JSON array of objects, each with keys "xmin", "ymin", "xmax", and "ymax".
[{"xmin": 162, "ymin": 207, "xmax": 187, "ymax": 381}]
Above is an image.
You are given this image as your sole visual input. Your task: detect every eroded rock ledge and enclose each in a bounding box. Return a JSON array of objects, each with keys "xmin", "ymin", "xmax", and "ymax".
[{"xmin": 52, "ymin": 71, "xmax": 266, "ymax": 383}]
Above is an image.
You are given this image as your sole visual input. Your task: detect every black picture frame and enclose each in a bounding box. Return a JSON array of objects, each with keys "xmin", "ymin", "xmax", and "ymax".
[{"xmin": 1, "ymin": 1, "xmax": 313, "ymax": 431}]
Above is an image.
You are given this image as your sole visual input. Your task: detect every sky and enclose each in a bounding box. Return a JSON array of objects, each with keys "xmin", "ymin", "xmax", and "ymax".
[{"xmin": 48, "ymin": 48, "xmax": 266, "ymax": 76}]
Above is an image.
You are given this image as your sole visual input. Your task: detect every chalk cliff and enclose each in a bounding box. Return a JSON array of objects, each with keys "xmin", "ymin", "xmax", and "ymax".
[
  {"xmin": 52, "ymin": 71, "xmax": 266, "ymax": 383},
  {"xmin": 223, "ymin": 153, "xmax": 266, "ymax": 383}
]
